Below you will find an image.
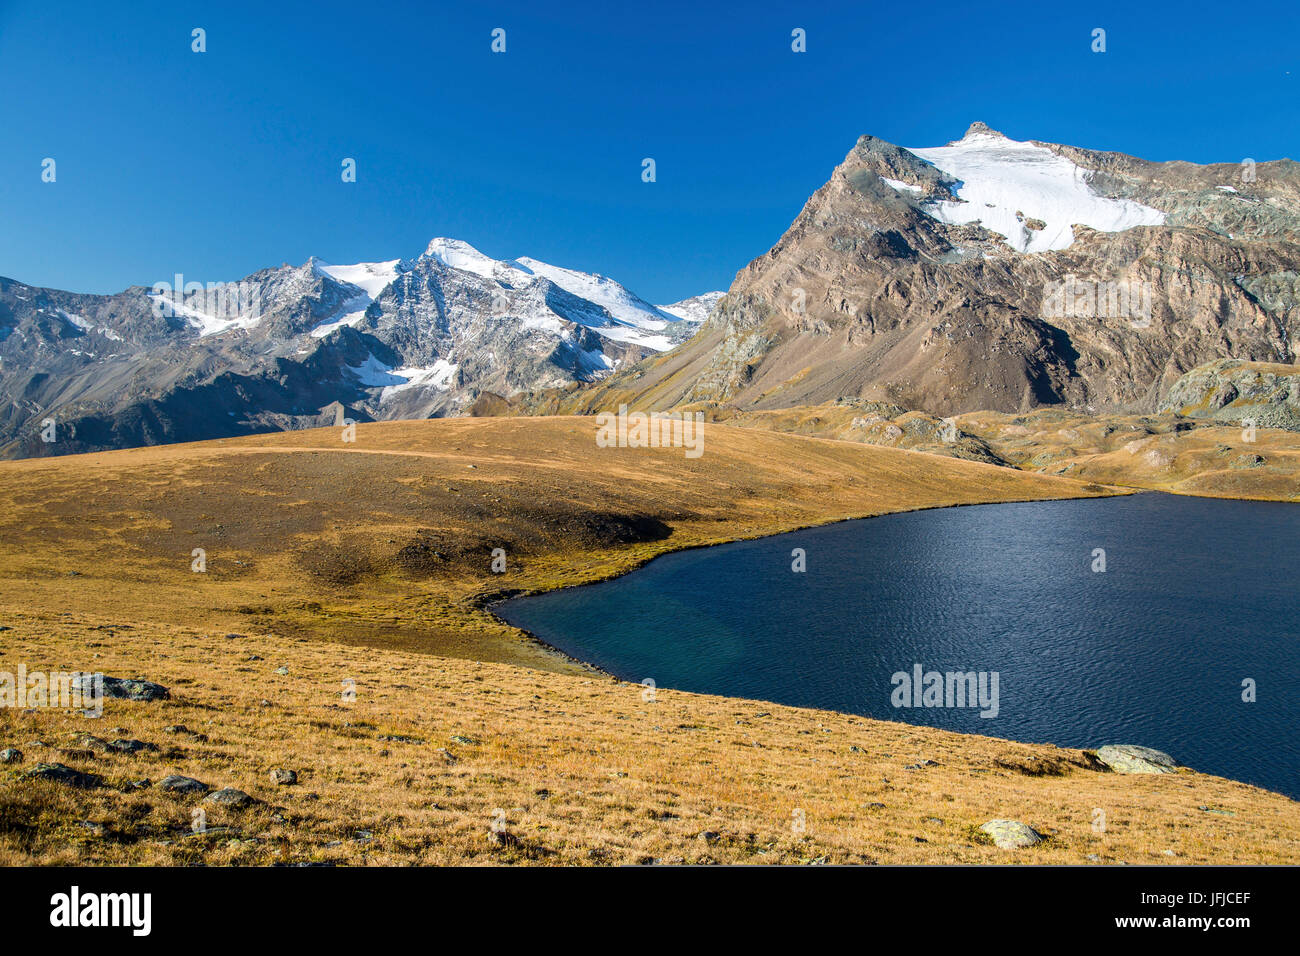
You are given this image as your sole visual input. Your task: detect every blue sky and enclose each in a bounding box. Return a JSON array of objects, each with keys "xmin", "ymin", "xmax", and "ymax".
[{"xmin": 1, "ymin": 0, "xmax": 1296, "ymax": 303}]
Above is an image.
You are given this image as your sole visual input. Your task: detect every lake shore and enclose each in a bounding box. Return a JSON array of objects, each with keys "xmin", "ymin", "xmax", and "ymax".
[{"xmin": 1, "ymin": 418, "xmax": 1296, "ymax": 865}]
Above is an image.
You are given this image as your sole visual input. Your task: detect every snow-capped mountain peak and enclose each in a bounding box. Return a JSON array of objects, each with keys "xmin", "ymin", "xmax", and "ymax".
[
  {"xmin": 422, "ymin": 237, "xmax": 517, "ymax": 280},
  {"xmin": 907, "ymin": 124, "xmax": 1166, "ymax": 253},
  {"xmin": 417, "ymin": 237, "xmax": 716, "ymax": 351},
  {"xmin": 309, "ymin": 258, "xmax": 403, "ymax": 339}
]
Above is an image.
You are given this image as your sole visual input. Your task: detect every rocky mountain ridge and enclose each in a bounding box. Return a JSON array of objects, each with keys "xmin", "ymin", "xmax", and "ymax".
[
  {"xmin": 531, "ymin": 123, "xmax": 1299, "ymax": 420},
  {"xmin": 0, "ymin": 240, "xmax": 720, "ymax": 458}
]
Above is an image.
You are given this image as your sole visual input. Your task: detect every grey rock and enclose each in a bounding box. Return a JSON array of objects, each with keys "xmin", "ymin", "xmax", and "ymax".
[
  {"xmin": 205, "ymin": 787, "xmax": 257, "ymax": 808},
  {"xmin": 270, "ymin": 768, "xmax": 298, "ymax": 786},
  {"xmin": 980, "ymin": 819, "xmax": 1044, "ymax": 849},
  {"xmin": 108, "ymin": 738, "xmax": 157, "ymax": 754},
  {"xmin": 72, "ymin": 674, "xmax": 170, "ymax": 702},
  {"xmin": 1160, "ymin": 359, "xmax": 1300, "ymax": 431},
  {"xmin": 23, "ymin": 762, "xmax": 103, "ymax": 789},
  {"xmin": 0, "ymin": 748, "xmax": 22, "ymax": 764},
  {"xmin": 158, "ymin": 774, "xmax": 211, "ymax": 794},
  {"xmin": 1096, "ymin": 744, "xmax": 1178, "ymax": 774}
]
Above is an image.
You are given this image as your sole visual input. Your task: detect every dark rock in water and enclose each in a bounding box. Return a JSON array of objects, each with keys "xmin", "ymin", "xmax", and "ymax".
[
  {"xmin": 270, "ymin": 768, "xmax": 298, "ymax": 786},
  {"xmin": 1, "ymin": 748, "xmax": 23, "ymax": 764},
  {"xmin": 158, "ymin": 774, "xmax": 211, "ymax": 794},
  {"xmin": 1096, "ymin": 744, "xmax": 1178, "ymax": 774},
  {"xmin": 205, "ymin": 787, "xmax": 257, "ymax": 809},
  {"xmin": 72, "ymin": 674, "xmax": 170, "ymax": 702},
  {"xmin": 24, "ymin": 762, "xmax": 103, "ymax": 789},
  {"xmin": 980, "ymin": 819, "xmax": 1044, "ymax": 849}
]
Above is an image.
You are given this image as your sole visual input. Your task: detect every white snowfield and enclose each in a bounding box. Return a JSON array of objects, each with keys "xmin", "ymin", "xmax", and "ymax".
[
  {"xmin": 281, "ymin": 240, "xmax": 722, "ymax": 358},
  {"xmin": 310, "ymin": 259, "xmax": 402, "ymax": 338},
  {"xmin": 421, "ymin": 237, "xmax": 697, "ymax": 351},
  {"xmin": 881, "ymin": 177, "xmax": 924, "ymax": 196},
  {"xmin": 907, "ymin": 129, "xmax": 1166, "ymax": 253},
  {"xmin": 344, "ymin": 353, "xmax": 460, "ymax": 400},
  {"xmin": 657, "ymin": 291, "xmax": 725, "ymax": 325}
]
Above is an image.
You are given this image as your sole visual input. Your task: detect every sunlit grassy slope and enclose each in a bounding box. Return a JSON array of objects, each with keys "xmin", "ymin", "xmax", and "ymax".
[{"xmin": 1, "ymin": 417, "xmax": 1296, "ymax": 864}]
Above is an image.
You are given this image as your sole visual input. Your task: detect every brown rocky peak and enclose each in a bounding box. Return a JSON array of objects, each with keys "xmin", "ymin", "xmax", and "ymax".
[{"xmin": 962, "ymin": 121, "xmax": 1007, "ymax": 140}]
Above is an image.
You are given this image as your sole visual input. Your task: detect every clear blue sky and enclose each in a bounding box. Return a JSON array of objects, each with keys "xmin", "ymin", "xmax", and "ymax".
[{"xmin": 1, "ymin": 0, "xmax": 1295, "ymax": 303}]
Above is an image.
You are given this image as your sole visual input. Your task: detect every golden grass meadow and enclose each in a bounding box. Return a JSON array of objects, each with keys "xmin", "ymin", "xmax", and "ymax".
[{"xmin": 1, "ymin": 416, "xmax": 1297, "ymax": 865}]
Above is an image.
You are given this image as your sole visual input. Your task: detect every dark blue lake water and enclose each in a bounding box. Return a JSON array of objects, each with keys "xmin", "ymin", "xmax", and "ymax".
[{"xmin": 497, "ymin": 493, "xmax": 1300, "ymax": 798}]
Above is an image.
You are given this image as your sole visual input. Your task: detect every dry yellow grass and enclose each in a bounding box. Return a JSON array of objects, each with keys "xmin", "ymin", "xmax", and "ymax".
[
  {"xmin": 0, "ymin": 417, "xmax": 1120, "ymax": 670},
  {"xmin": 692, "ymin": 403, "xmax": 1300, "ymax": 501},
  {"xmin": 3, "ymin": 617, "xmax": 1298, "ymax": 866},
  {"xmin": 0, "ymin": 417, "xmax": 1295, "ymax": 865}
]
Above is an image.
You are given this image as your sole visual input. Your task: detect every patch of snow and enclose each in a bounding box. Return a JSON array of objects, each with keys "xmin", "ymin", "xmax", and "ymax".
[
  {"xmin": 882, "ymin": 177, "xmax": 924, "ymax": 195},
  {"xmin": 421, "ymin": 237, "xmax": 696, "ymax": 352},
  {"xmin": 310, "ymin": 259, "xmax": 401, "ymax": 338},
  {"xmin": 345, "ymin": 352, "xmax": 405, "ymax": 388},
  {"xmin": 148, "ymin": 291, "xmax": 259, "ymax": 337},
  {"xmin": 377, "ymin": 359, "xmax": 459, "ymax": 401},
  {"xmin": 346, "ymin": 352, "xmax": 459, "ymax": 400},
  {"xmin": 656, "ymin": 291, "xmax": 725, "ymax": 325},
  {"xmin": 513, "ymin": 256, "xmax": 676, "ymax": 330},
  {"xmin": 423, "ymin": 238, "xmax": 515, "ymax": 281},
  {"xmin": 907, "ymin": 128, "xmax": 1166, "ymax": 253},
  {"xmin": 58, "ymin": 309, "xmax": 123, "ymax": 341}
]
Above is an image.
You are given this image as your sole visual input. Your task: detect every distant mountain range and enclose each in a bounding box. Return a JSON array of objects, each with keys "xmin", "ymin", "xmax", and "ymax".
[
  {"xmin": 532, "ymin": 123, "xmax": 1299, "ymax": 420},
  {"xmin": 0, "ymin": 238, "xmax": 721, "ymax": 457},
  {"xmin": 5, "ymin": 122, "xmax": 1297, "ymax": 459}
]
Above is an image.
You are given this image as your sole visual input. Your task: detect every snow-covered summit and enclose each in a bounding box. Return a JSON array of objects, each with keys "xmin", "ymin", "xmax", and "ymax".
[
  {"xmin": 907, "ymin": 124, "xmax": 1166, "ymax": 253},
  {"xmin": 419, "ymin": 237, "xmax": 707, "ymax": 351}
]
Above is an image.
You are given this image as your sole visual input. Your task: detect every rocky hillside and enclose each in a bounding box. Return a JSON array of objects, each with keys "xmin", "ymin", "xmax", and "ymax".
[
  {"xmin": 0, "ymin": 240, "xmax": 719, "ymax": 458},
  {"xmin": 531, "ymin": 123, "xmax": 1298, "ymax": 419},
  {"xmin": 1159, "ymin": 358, "xmax": 1300, "ymax": 430}
]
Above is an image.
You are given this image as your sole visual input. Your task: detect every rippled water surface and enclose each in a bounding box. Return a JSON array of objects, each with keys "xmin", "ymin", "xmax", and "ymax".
[{"xmin": 498, "ymin": 494, "xmax": 1300, "ymax": 796}]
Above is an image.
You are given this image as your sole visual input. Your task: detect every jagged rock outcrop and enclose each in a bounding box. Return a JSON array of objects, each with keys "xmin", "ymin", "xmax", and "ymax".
[{"xmin": 1160, "ymin": 359, "xmax": 1300, "ymax": 430}]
